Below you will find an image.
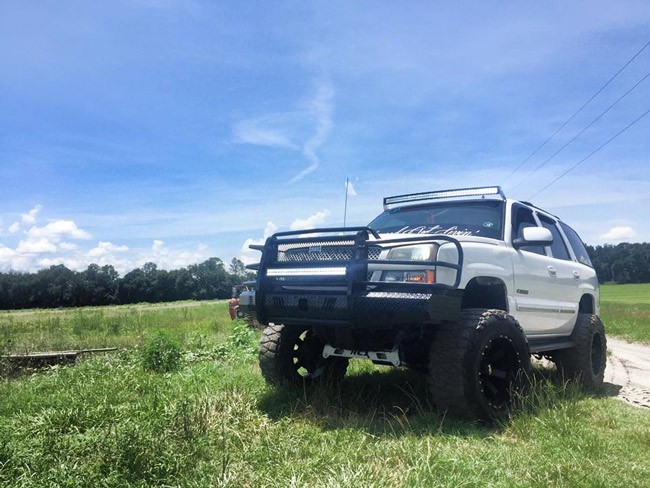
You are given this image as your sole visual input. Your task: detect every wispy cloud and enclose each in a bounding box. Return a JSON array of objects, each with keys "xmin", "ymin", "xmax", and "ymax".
[
  {"xmin": 233, "ymin": 79, "xmax": 335, "ymax": 183},
  {"xmin": 290, "ymin": 80, "xmax": 334, "ymax": 183},
  {"xmin": 232, "ymin": 116, "xmax": 299, "ymax": 149}
]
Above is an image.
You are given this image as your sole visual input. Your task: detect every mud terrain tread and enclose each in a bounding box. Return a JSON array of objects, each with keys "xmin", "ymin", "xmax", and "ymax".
[
  {"xmin": 554, "ymin": 313, "xmax": 606, "ymax": 389},
  {"xmin": 258, "ymin": 323, "xmax": 348, "ymax": 386},
  {"xmin": 258, "ymin": 323, "xmax": 285, "ymax": 384},
  {"xmin": 429, "ymin": 309, "xmax": 530, "ymax": 419}
]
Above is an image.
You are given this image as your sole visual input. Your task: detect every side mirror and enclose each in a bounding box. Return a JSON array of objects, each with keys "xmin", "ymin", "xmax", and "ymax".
[{"xmin": 513, "ymin": 227, "xmax": 553, "ymax": 249}]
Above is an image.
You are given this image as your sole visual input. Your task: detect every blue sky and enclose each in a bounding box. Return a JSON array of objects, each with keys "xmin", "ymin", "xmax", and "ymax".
[{"xmin": 1, "ymin": 1, "xmax": 649, "ymax": 274}]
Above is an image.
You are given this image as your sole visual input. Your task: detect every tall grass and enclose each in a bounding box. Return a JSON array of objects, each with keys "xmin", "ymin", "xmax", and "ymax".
[
  {"xmin": 0, "ymin": 301, "xmax": 226, "ymax": 354},
  {"xmin": 1, "ymin": 300, "xmax": 649, "ymax": 486}
]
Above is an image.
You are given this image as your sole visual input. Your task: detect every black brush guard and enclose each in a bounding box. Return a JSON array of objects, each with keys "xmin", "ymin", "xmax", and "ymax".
[{"xmin": 248, "ymin": 227, "xmax": 464, "ymax": 328}]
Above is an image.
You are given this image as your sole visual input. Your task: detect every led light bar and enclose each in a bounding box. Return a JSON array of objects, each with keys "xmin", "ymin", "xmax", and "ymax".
[
  {"xmin": 266, "ymin": 267, "xmax": 347, "ymax": 277},
  {"xmin": 384, "ymin": 186, "xmax": 504, "ymax": 209}
]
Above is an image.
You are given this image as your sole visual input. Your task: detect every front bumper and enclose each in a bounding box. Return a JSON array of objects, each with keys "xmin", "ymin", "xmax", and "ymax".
[
  {"xmin": 247, "ymin": 227, "xmax": 464, "ymax": 328},
  {"xmin": 263, "ymin": 287, "xmax": 462, "ymax": 327}
]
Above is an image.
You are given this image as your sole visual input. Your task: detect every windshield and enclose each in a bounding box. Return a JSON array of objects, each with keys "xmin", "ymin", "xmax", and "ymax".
[{"xmin": 368, "ymin": 200, "xmax": 504, "ymax": 239}]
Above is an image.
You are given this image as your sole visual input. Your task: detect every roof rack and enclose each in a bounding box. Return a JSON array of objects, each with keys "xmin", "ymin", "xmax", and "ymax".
[{"xmin": 383, "ymin": 186, "xmax": 505, "ymax": 210}]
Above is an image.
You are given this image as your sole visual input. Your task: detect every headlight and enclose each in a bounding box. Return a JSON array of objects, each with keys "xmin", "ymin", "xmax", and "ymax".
[
  {"xmin": 382, "ymin": 244, "xmax": 436, "ymax": 283},
  {"xmin": 387, "ymin": 244, "xmax": 435, "ymax": 261},
  {"xmin": 382, "ymin": 270, "xmax": 435, "ymax": 283}
]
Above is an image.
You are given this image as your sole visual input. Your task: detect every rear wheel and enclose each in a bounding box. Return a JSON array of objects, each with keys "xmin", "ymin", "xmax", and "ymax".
[
  {"xmin": 428, "ymin": 309, "xmax": 531, "ymax": 420},
  {"xmin": 553, "ymin": 313, "xmax": 606, "ymax": 389},
  {"xmin": 259, "ymin": 323, "xmax": 348, "ymax": 386}
]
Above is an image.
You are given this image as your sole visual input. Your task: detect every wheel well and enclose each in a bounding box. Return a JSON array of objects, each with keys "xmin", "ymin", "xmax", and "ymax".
[
  {"xmin": 578, "ymin": 294, "xmax": 595, "ymax": 314},
  {"xmin": 461, "ymin": 277, "xmax": 508, "ymax": 312}
]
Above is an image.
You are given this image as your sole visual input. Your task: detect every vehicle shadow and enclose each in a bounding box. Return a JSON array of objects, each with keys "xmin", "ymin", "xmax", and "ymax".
[
  {"xmin": 256, "ymin": 364, "xmax": 599, "ymax": 438},
  {"xmin": 258, "ymin": 366, "xmax": 491, "ymax": 437},
  {"xmin": 602, "ymin": 382, "xmax": 623, "ymax": 397}
]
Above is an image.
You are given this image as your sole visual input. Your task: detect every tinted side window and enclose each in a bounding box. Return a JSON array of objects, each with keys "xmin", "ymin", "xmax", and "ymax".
[
  {"xmin": 512, "ymin": 206, "xmax": 545, "ymax": 255},
  {"xmin": 560, "ymin": 222, "xmax": 593, "ymax": 267},
  {"xmin": 539, "ymin": 215, "xmax": 571, "ymax": 260}
]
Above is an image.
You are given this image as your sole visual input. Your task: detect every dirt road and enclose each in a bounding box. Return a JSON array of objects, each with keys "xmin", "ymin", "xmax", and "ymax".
[{"xmin": 605, "ymin": 337, "xmax": 650, "ymax": 409}]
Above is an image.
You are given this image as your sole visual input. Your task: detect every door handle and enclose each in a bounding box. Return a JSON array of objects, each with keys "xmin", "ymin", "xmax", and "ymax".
[
  {"xmin": 547, "ymin": 266, "xmax": 557, "ymax": 277},
  {"xmin": 573, "ymin": 270, "xmax": 581, "ymax": 279}
]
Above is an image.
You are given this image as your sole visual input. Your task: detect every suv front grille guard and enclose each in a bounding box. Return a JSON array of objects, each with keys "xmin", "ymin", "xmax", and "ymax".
[{"xmin": 248, "ymin": 227, "xmax": 464, "ymax": 326}]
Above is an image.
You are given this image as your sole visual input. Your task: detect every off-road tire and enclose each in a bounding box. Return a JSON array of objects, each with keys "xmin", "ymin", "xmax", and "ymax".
[
  {"xmin": 553, "ymin": 313, "xmax": 606, "ymax": 389},
  {"xmin": 428, "ymin": 309, "xmax": 531, "ymax": 420},
  {"xmin": 259, "ymin": 323, "xmax": 348, "ymax": 386}
]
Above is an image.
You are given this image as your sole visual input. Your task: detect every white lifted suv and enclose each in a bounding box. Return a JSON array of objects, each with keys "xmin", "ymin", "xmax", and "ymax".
[{"xmin": 246, "ymin": 186, "xmax": 607, "ymax": 419}]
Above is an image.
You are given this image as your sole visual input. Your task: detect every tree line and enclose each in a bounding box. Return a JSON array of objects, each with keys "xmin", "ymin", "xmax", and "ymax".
[
  {"xmin": 0, "ymin": 257, "xmax": 255, "ymax": 310},
  {"xmin": 0, "ymin": 242, "xmax": 648, "ymax": 310},
  {"xmin": 586, "ymin": 242, "xmax": 650, "ymax": 284}
]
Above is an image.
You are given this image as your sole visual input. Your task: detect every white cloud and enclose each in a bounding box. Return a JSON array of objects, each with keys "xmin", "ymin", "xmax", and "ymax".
[
  {"xmin": 0, "ymin": 207, "xmax": 217, "ymax": 274},
  {"xmin": 58, "ymin": 242, "xmax": 79, "ymax": 251},
  {"xmin": 0, "ymin": 245, "xmax": 15, "ymax": 263},
  {"xmin": 142, "ymin": 240, "xmax": 210, "ymax": 270},
  {"xmin": 7, "ymin": 219, "xmax": 93, "ymax": 262},
  {"xmin": 240, "ymin": 220, "xmax": 278, "ymax": 265},
  {"xmin": 599, "ymin": 226, "xmax": 637, "ymax": 242},
  {"xmin": 8, "ymin": 222, "xmax": 20, "ymax": 234},
  {"xmin": 290, "ymin": 210, "xmax": 331, "ymax": 230},
  {"xmin": 152, "ymin": 239, "xmax": 166, "ymax": 253},
  {"xmin": 81, "ymin": 241, "xmax": 132, "ymax": 273},
  {"xmin": 88, "ymin": 241, "xmax": 129, "ymax": 257},
  {"xmin": 16, "ymin": 238, "xmax": 57, "ymax": 254},
  {"xmin": 21, "ymin": 205, "xmax": 42, "ymax": 224},
  {"xmin": 27, "ymin": 220, "xmax": 92, "ymax": 241}
]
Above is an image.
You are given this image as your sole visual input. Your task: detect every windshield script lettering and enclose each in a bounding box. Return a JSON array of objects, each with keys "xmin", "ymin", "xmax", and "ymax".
[{"xmin": 395, "ymin": 225, "xmax": 474, "ymax": 236}]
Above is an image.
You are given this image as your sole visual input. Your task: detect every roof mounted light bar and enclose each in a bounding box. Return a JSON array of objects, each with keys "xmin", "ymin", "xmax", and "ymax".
[{"xmin": 383, "ymin": 186, "xmax": 505, "ymax": 210}]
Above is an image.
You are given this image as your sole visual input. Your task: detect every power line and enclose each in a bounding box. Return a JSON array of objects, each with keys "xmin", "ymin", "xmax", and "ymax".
[
  {"xmin": 504, "ymin": 40, "xmax": 650, "ymax": 183},
  {"xmin": 527, "ymin": 108, "xmax": 650, "ymax": 200},
  {"xmin": 510, "ymin": 69, "xmax": 650, "ymax": 191}
]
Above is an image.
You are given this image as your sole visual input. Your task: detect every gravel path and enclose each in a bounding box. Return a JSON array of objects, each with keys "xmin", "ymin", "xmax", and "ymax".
[{"xmin": 605, "ymin": 337, "xmax": 650, "ymax": 409}]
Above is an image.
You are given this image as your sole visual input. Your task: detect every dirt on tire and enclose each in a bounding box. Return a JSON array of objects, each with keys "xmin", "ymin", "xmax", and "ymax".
[{"xmin": 605, "ymin": 337, "xmax": 650, "ymax": 409}]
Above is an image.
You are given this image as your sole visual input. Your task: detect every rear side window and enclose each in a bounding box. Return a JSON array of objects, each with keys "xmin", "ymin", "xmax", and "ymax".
[
  {"xmin": 538, "ymin": 215, "xmax": 571, "ymax": 260},
  {"xmin": 560, "ymin": 222, "xmax": 593, "ymax": 267}
]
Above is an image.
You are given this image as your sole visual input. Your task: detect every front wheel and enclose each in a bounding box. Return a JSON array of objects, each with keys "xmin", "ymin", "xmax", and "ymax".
[
  {"xmin": 258, "ymin": 323, "xmax": 348, "ymax": 386},
  {"xmin": 428, "ymin": 309, "xmax": 531, "ymax": 420}
]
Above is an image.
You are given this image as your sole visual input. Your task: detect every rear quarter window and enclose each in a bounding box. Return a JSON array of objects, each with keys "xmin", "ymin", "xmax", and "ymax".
[{"xmin": 560, "ymin": 222, "xmax": 593, "ymax": 267}]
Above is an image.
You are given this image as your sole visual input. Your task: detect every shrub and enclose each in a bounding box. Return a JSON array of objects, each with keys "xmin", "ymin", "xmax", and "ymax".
[{"xmin": 140, "ymin": 332, "xmax": 182, "ymax": 373}]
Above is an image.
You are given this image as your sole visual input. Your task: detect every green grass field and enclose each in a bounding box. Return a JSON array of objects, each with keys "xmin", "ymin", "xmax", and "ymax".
[
  {"xmin": 600, "ymin": 283, "xmax": 650, "ymax": 343},
  {"xmin": 1, "ymin": 289, "xmax": 649, "ymax": 487}
]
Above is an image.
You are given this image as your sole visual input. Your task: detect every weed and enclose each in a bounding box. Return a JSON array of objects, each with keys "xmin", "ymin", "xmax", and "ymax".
[
  {"xmin": 0, "ymin": 325, "xmax": 12, "ymax": 356},
  {"xmin": 213, "ymin": 320, "xmax": 257, "ymax": 360},
  {"xmin": 140, "ymin": 332, "xmax": 182, "ymax": 373}
]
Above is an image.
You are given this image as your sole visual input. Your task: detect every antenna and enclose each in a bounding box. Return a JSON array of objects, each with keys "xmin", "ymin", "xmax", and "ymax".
[{"xmin": 343, "ymin": 177, "xmax": 349, "ymax": 227}]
